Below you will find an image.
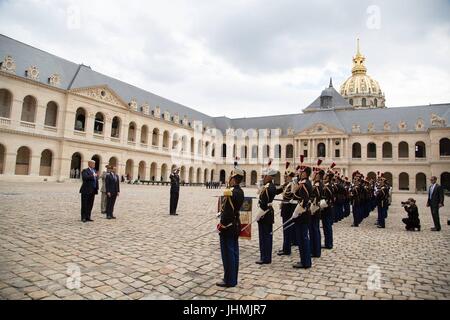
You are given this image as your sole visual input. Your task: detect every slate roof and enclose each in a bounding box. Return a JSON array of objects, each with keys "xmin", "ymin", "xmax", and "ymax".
[{"xmin": 1, "ymin": 34, "xmax": 449, "ymax": 135}]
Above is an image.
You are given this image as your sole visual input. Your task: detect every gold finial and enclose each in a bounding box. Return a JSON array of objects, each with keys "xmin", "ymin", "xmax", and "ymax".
[
  {"xmin": 356, "ymin": 38, "xmax": 360, "ymax": 55},
  {"xmin": 352, "ymin": 38, "xmax": 367, "ymax": 75}
]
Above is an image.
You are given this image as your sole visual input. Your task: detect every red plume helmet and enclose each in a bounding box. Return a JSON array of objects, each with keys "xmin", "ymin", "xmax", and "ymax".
[
  {"xmin": 317, "ymin": 159, "xmax": 323, "ymax": 166},
  {"xmin": 295, "ymin": 165, "xmax": 301, "ymax": 171},
  {"xmin": 285, "ymin": 162, "xmax": 291, "ymax": 169},
  {"xmin": 268, "ymin": 159, "xmax": 272, "ymax": 167},
  {"xmin": 330, "ymin": 162, "xmax": 336, "ymax": 169}
]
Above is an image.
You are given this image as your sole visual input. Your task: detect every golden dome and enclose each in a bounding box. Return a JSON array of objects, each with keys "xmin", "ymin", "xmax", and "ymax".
[{"xmin": 340, "ymin": 39, "xmax": 385, "ymax": 109}]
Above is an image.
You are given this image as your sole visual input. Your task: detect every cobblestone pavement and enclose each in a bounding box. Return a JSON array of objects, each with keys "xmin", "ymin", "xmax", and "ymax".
[{"xmin": 0, "ymin": 181, "xmax": 449, "ymax": 300}]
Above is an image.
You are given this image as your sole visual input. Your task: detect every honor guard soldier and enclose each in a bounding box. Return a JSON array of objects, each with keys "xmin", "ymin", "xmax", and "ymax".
[
  {"xmin": 255, "ymin": 160, "xmax": 278, "ymax": 265},
  {"xmin": 216, "ymin": 163, "xmax": 245, "ymax": 288},
  {"xmin": 350, "ymin": 171, "xmax": 363, "ymax": 227},
  {"xmin": 343, "ymin": 177, "xmax": 352, "ymax": 218},
  {"xmin": 310, "ymin": 163, "xmax": 324, "ymax": 258},
  {"xmin": 275, "ymin": 162, "xmax": 297, "ymax": 256},
  {"xmin": 321, "ymin": 169, "xmax": 335, "ymax": 249},
  {"xmin": 292, "ymin": 164, "xmax": 313, "ymax": 269},
  {"xmin": 375, "ymin": 174, "xmax": 390, "ymax": 228},
  {"xmin": 169, "ymin": 167, "xmax": 180, "ymax": 215},
  {"xmin": 334, "ymin": 174, "xmax": 346, "ymax": 222}
]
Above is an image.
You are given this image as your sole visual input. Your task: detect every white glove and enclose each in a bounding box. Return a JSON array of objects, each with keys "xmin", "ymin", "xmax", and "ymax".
[
  {"xmin": 289, "ymin": 199, "xmax": 297, "ymax": 204},
  {"xmin": 293, "ymin": 203, "xmax": 306, "ymax": 217},
  {"xmin": 292, "ymin": 211, "xmax": 300, "ymax": 219},
  {"xmin": 216, "ymin": 212, "xmax": 222, "ymax": 218},
  {"xmin": 310, "ymin": 203, "xmax": 319, "ymax": 214},
  {"xmin": 256, "ymin": 207, "xmax": 266, "ymax": 221},
  {"xmin": 319, "ymin": 199, "xmax": 328, "ymax": 209}
]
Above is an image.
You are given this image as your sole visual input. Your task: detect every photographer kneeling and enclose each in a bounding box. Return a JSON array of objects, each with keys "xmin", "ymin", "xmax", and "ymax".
[{"xmin": 401, "ymin": 198, "xmax": 421, "ymax": 231}]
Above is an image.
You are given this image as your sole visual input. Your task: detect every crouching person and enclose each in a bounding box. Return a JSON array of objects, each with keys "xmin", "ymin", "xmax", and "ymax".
[{"xmin": 402, "ymin": 198, "xmax": 420, "ymax": 231}]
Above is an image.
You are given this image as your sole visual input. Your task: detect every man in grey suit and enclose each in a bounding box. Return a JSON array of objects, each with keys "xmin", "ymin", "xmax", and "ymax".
[
  {"xmin": 426, "ymin": 176, "xmax": 445, "ymax": 231},
  {"xmin": 100, "ymin": 165, "xmax": 112, "ymax": 214}
]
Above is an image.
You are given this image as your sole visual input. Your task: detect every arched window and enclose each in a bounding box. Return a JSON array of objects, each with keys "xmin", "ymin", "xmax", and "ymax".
[
  {"xmin": 111, "ymin": 117, "xmax": 121, "ymax": 138},
  {"xmin": 128, "ymin": 122, "xmax": 136, "ymax": 142},
  {"xmin": 91, "ymin": 155, "xmax": 101, "ymax": 171},
  {"xmin": 220, "ymin": 170, "xmax": 226, "ymax": 184},
  {"xmin": 211, "ymin": 169, "xmax": 215, "ymax": 181},
  {"xmin": 399, "ymin": 172, "xmax": 409, "ymax": 190},
  {"xmin": 188, "ymin": 167, "xmax": 194, "ymax": 183},
  {"xmin": 150, "ymin": 162, "xmax": 157, "ymax": 181},
  {"xmin": 163, "ymin": 131, "xmax": 170, "ymax": 148},
  {"xmin": 44, "ymin": 101, "xmax": 58, "ymax": 127},
  {"xmin": 382, "ymin": 142, "xmax": 392, "ymax": 158},
  {"xmin": 367, "ymin": 142, "xmax": 377, "ymax": 158},
  {"xmin": 374, "ymin": 98, "xmax": 378, "ymax": 107},
  {"xmin": 161, "ymin": 164, "xmax": 168, "ymax": 181},
  {"xmin": 251, "ymin": 170, "xmax": 258, "ymax": 185},
  {"xmin": 21, "ymin": 95, "xmax": 37, "ymax": 123},
  {"xmin": 94, "ymin": 112, "xmax": 104, "ymax": 134},
  {"xmin": 232, "ymin": 144, "xmax": 237, "ymax": 158},
  {"xmin": 398, "ymin": 141, "xmax": 409, "ymax": 158},
  {"xmin": 317, "ymin": 143, "xmax": 325, "ymax": 158},
  {"xmin": 152, "ymin": 128, "xmax": 159, "ymax": 146},
  {"xmin": 0, "ymin": 89, "xmax": 12, "ymax": 118},
  {"xmin": 211, "ymin": 144, "xmax": 216, "ymax": 157},
  {"xmin": 140, "ymin": 125, "xmax": 148, "ymax": 144},
  {"xmin": 172, "ymin": 134, "xmax": 179, "ymax": 150},
  {"xmin": 383, "ymin": 172, "xmax": 393, "ymax": 187},
  {"xmin": 15, "ymin": 146, "xmax": 31, "ymax": 175},
  {"xmin": 181, "ymin": 136, "xmax": 187, "ymax": 152},
  {"xmin": 74, "ymin": 108, "xmax": 86, "ymax": 131},
  {"xmin": 349, "ymin": 98, "xmax": 353, "ymax": 106},
  {"xmin": 138, "ymin": 161, "xmax": 146, "ymax": 180},
  {"xmin": 274, "ymin": 144, "xmax": 281, "ymax": 158},
  {"xmin": 125, "ymin": 159, "xmax": 134, "ymax": 180},
  {"xmin": 367, "ymin": 172, "xmax": 377, "ymax": 181},
  {"xmin": 222, "ymin": 144, "xmax": 227, "ymax": 158},
  {"xmin": 415, "ymin": 173, "xmax": 427, "ymax": 192},
  {"xmin": 362, "ymin": 98, "xmax": 367, "ymax": 108},
  {"xmin": 441, "ymin": 172, "xmax": 450, "ymax": 191},
  {"xmin": 70, "ymin": 152, "xmax": 82, "ymax": 177},
  {"xmin": 205, "ymin": 142, "xmax": 210, "ymax": 156},
  {"xmin": 352, "ymin": 143, "xmax": 361, "ymax": 158},
  {"xmin": 204, "ymin": 168, "xmax": 209, "ymax": 183},
  {"xmin": 286, "ymin": 144, "xmax": 294, "ymax": 159},
  {"xmin": 190, "ymin": 137, "xmax": 195, "ymax": 153},
  {"xmin": 439, "ymin": 138, "xmax": 450, "ymax": 156},
  {"xmin": 197, "ymin": 168, "xmax": 202, "ymax": 183},
  {"xmin": 415, "ymin": 141, "xmax": 426, "ymax": 158},
  {"xmin": 39, "ymin": 149, "xmax": 53, "ymax": 176},
  {"xmin": 108, "ymin": 157, "xmax": 118, "ymax": 170},
  {"xmin": 252, "ymin": 145, "xmax": 258, "ymax": 159}
]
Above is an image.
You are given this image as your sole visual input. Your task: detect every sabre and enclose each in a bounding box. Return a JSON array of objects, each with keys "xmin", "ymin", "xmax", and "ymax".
[
  {"xmin": 240, "ymin": 208, "xmax": 271, "ymax": 232},
  {"xmin": 283, "ymin": 222, "xmax": 296, "ymax": 232},
  {"xmin": 270, "ymin": 216, "xmax": 295, "ymax": 235},
  {"xmin": 192, "ymin": 213, "xmax": 220, "ymax": 229},
  {"xmin": 188, "ymin": 227, "xmax": 218, "ymax": 242}
]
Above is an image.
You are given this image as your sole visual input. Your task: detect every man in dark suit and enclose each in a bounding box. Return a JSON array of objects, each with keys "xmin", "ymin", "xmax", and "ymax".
[
  {"xmin": 169, "ymin": 167, "xmax": 180, "ymax": 215},
  {"xmin": 105, "ymin": 166, "xmax": 120, "ymax": 219},
  {"xmin": 426, "ymin": 176, "xmax": 444, "ymax": 231},
  {"xmin": 79, "ymin": 160, "xmax": 99, "ymax": 222}
]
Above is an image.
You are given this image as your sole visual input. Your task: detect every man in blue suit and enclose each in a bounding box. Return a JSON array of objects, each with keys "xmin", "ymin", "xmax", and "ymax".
[
  {"xmin": 105, "ymin": 165, "xmax": 120, "ymax": 220},
  {"xmin": 79, "ymin": 160, "xmax": 99, "ymax": 222}
]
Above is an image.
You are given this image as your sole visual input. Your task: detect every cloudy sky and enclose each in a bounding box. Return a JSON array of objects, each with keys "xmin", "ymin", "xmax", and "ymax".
[{"xmin": 0, "ymin": 0, "xmax": 449, "ymax": 118}]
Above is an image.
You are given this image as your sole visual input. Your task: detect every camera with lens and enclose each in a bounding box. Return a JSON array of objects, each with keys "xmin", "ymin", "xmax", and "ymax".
[{"xmin": 401, "ymin": 201, "xmax": 410, "ymax": 207}]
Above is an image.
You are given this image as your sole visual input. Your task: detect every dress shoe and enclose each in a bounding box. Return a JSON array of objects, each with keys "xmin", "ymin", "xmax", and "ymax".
[
  {"xmin": 87, "ymin": 219, "xmax": 94, "ymax": 222},
  {"xmin": 82, "ymin": 219, "xmax": 87, "ymax": 223},
  {"xmin": 255, "ymin": 260, "xmax": 270, "ymax": 265},
  {"xmin": 431, "ymin": 227, "xmax": 441, "ymax": 231},
  {"xmin": 110, "ymin": 216, "xmax": 116, "ymax": 219},
  {"xmin": 216, "ymin": 281, "xmax": 234, "ymax": 288},
  {"xmin": 377, "ymin": 225, "xmax": 385, "ymax": 229},
  {"xmin": 293, "ymin": 263, "xmax": 311, "ymax": 269},
  {"xmin": 277, "ymin": 251, "xmax": 290, "ymax": 256},
  {"xmin": 416, "ymin": 226, "xmax": 421, "ymax": 231},
  {"xmin": 351, "ymin": 224, "xmax": 359, "ymax": 227}
]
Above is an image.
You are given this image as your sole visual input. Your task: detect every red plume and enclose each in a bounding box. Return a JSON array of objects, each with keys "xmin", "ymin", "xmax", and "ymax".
[
  {"xmin": 295, "ymin": 165, "xmax": 301, "ymax": 171},
  {"xmin": 345, "ymin": 177, "xmax": 349, "ymax": 181},
  {"xmin": 317, "ymin": 159, "xmax": 323, "ymax": 166},
  {"xmin": 285, "ymin": 162, "xmax": 290, "ymax": 169},
  {"xmin": 300, "ymin": 155, "xmax": 304, "ymax": 164},
  {"xmin": 268, "ymin": 159, "xmax": 272, "ymax": 167},
  {"xmin": 330, "ymin": 162, "xmax": 336, "ymax": 169}
]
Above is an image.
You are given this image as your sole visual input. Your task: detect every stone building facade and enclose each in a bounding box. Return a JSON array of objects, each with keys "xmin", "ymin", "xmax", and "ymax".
[{"xmin": 0, "ymin": 35, "xmax": 449, "ymax": 192}]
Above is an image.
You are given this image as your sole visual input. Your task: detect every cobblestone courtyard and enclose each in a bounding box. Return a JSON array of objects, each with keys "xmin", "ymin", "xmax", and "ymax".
[{"xmin": 0, "ymin": 181, "xmax": 449, "ymax": 300}]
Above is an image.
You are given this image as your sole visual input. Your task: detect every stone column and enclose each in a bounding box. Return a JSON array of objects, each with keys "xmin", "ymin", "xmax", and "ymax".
[
  {"xmin": 35, "ymin": 103, "xmax": 46, "ymax": 130},
  {"xmin": 104, "ymin": 115, "xmax": 112, "ymax": 139},
  {"xmin": 3, "ymin": 152, "xmax": 17, "ymax": 175},
  {"xmin": 30, "ymin": 154, "xmax": 41, "ymax": 176},
  {"xmin": 10, "ymin": 98, "xmax": 23, "ymax": 125}
]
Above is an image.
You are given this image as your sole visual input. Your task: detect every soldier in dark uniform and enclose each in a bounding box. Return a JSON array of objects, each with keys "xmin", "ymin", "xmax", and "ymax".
[
  {"xmin": 321, "ymin": 170, "xmax": 335, "ymax": 249},
  {"xmin": 351, "ymin": 172, "xmax": 363, "ymax": 227},
  {"xmin": 343, "ymin": 177, "xmax": 352, "ymax": 218},
  {"xmin": 292, "ymin": 165, "xmax": 313, "ymax": 269},
  {"xmin": 255, "ymin": 165, "xmax": 278, "ymax": 265},
  {"xmin": 275, "ymin": 162, "xmax": 297, "ymax": 256},
  {"xmin": 375, "ymin": 175, "xmax": 390, "ymax": 228},
  {"xmin": 79, "ymin": 160, "xmax": 99, "ymax": 223},
  {"xmin": 169, "ymin": 167, "xmax": 180, "ymax": 215},
  {"xmin": 216, "ymin": 166, "xmax": 245, "ymax": 288},
  {"xmin": 310, "ymin": 167, "xmax": 324, "ymax": 258},
  {"xmin": 334, "ymin": 175, "xmax": 346, "ymax": 222}
]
